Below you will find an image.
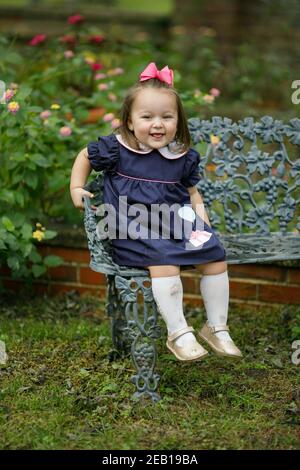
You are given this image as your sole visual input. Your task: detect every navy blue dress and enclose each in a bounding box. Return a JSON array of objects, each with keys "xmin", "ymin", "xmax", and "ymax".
[{"xmin": 87, "ymin": 133, "xmax": 226, "ymax": 271}]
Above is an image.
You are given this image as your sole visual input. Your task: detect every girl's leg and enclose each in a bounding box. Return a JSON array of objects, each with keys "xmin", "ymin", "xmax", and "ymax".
[
  {"xmin": 195, "ymin": 261, "xmax": 242, "ymax": 356},
  {"xmin": 146, "ymin": 265, "xmax": 207, "ymax": 359}
]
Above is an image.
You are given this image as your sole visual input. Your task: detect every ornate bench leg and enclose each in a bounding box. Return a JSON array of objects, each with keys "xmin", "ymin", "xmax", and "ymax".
[
  {"xmin": 106, "ymin": 274, "xmax": 131, "ymax": 361},
  {"xmin": 114, "ymin": 275, "xmax": 162, "ymax": 403}
]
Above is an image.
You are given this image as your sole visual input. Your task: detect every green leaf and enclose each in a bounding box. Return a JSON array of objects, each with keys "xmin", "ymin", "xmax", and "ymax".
[
  {"xmin": 20, "ymin": 223, "xmax": 33, "ymax": 239},
  {"xmin": 43, "ymin": 230, "xmax": 57, "ymax": 240},
  {"xmin": 30, "ymin": 154, "xmax": 51, "ymax": 168},
  {"xmin": 43, "ymin": 255, "xmax": 63, "ymax": 267},
  {"xmin": 11, "ymin": 213, "xmax": 26, "ymax": 228},
  {"xmin": 19, "ymin": 241, "xmax": 32, "ymax": 257},
  {"xmin": 14, "ymin": 192, "xmax": 25, "ymax": 207},
  {"xmin": 7, "ymin": 256, "xmax": 20, "ymax": 270},
  {"xmin": 32, "ymin": 264, "xmax": 47, "ymax": 278},
  {"xmin": 24, "ymin": 172, "xmax": 38, "ymax": 189},
  {"xmin": 0, "ymin": 190, "xmax": 15, "ymax": 204},
  {"xmin": 74, "ymin": 109, "xmax": 89, "ymax": 121},
  {"xmin": 17, "ymin": 85, "xmax": 32, "ymax": 100},
  {"xmin": 6, "ymin": 128, "xmax": 19, "ymax": 137},
  {"xmin": 1, "ymin": 217, "xmax": 15, "ymax": 232},
  {"xmin": 48, "ymin": 173, "xmax": 66, "ymax": 192},
  {"xmin": 29, "ymin": 250, "xmax": 42, "ymax": 263},
  {"xmin": 28, "ymin": 106, "xmax": 43, "ymax": 113}
]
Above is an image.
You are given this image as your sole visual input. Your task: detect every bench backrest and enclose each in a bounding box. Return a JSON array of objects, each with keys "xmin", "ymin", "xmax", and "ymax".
[{"xmin": 84, "ymin": 116, "xmax": 300, "ymax": 274}]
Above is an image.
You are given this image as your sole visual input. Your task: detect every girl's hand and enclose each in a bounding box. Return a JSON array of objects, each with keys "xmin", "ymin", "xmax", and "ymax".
[{"xmin": 70, "ymin": 187, "xmax": 98, "ymax": 212}]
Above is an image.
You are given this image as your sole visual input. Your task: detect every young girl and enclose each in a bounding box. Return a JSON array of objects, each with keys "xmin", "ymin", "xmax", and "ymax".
[{"xmin": 70, "ymin": 62, "xmax": 242, "ymax": 362}]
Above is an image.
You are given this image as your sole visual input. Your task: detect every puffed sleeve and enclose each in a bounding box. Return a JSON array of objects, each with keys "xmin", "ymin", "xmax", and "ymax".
[
  {"xmin": 87, "ymin": 134, "xmax": 119, "ymax": 173},
  {"xmin": 180, "ymin": 148, "xmax": 201, "ymax": 188}
]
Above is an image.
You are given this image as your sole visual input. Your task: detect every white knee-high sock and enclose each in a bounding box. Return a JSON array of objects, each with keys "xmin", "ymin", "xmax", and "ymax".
[
  {"xmin": 200, "ymin": 271, "xmax": 232, "ymax": 341},
  {"xmin": 151, "ymin": 275, "xmax": 196, "ymax": 347}
]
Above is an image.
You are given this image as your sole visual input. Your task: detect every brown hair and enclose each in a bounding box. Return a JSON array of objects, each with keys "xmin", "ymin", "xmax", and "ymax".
[{"xmin": 115, "ymin": 78, "xmax": 191, "ymax": 152}]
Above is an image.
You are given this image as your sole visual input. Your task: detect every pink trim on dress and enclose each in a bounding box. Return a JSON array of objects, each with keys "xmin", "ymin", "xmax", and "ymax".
[
  {"xmin": 115, "ymin": 134, "xmax": 187, "ymax": 159},
  {"xmin": 116, "ymin": 171, "xmax": 180, "ymax": 184}
]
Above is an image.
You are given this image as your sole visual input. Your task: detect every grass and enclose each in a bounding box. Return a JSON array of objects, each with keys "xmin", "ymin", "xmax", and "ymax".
[
  {"xmin": 0, "ymin": 289, "xmax": 299, "ymax": 450},
  {"xmin": 0, "ymin": 0, "xmax": 173, "ymax": 14}
]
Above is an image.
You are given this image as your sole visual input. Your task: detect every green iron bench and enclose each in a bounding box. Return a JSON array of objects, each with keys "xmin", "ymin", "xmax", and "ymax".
[{"xmin": 83, "ymin": 116, "xmax": 300, "ymax": 402}]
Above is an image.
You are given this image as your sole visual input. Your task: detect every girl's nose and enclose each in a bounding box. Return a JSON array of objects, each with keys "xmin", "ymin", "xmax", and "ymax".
[{"xmin": 153, "ymin": 118, "xmax": 163, "ymax": 127}]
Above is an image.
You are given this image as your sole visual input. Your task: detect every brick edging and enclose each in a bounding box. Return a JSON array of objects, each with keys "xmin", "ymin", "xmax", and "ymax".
[{"xmin": 1, "ymin": 243, "xmax": 300, "ymax": 305}]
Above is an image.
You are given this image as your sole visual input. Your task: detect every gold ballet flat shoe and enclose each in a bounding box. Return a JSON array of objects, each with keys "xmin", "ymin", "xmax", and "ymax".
[
  {"xmin": 166, "ymin": 326, "xmax": 209, "ymax": 362},
  {"xmin": 198, "ymin": 322, "xmax": 243, "ymax": 358}
]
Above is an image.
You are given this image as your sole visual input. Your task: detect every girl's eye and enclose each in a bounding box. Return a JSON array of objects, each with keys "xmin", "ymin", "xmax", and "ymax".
[{"xmin": 142, "ymin": 116, "xmax": 151, "ymax": 119}]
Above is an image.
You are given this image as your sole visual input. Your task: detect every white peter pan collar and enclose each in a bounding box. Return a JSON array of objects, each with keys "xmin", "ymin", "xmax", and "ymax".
[{"xmin": 115, "ymin": 134, "xmax": 187, "ymax": 160}]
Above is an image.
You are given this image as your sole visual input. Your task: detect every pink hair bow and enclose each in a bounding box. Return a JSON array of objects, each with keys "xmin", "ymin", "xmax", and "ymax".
[{"xmin": 140, "ymin": 62, "xmax": 174, "ymax": 86}]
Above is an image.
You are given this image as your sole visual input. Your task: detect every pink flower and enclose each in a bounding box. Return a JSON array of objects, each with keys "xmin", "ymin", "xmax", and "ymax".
[
  {"xmin": 64, "ymin": 50, "xmax": 74, "ymax": 59},
  {"xmin": 94, "ymin": 73, "xmax": 107, "ymax": 80},
  {"xmin": 203, "ymin": 94, "xmax": 215, "ymax": 104},
  {"xmin": 59, "ymin": 35, "xmax": 76, "ymax": 46},
  {"xmin": 108, "ymin": 93, "xmax": 117, "ymax": 102},
  {"xmin": 7, "ymin": 101, "xmax": 20, "ymax": 113},
  {"xmin": 29, "ymin": 34, "xmax": 46, "ymax": 46},
  {"xmin": 89, "ymin": 35, "xmax": 104, "ymax": 44},
  {"xmin": 91, "ymin": 62, "xmax": 103, "ymax": 72},
  {"xmin": 40, "ymin": 110, "xmax": 52, "ymax": 119},
  {"xmin": 103, "ymin": 113, "xmax": 114, "ymax": 122},
  {"xmin": 111, "ymin": 118, "xmax": 121, "ymax": 129},
  {"xmin": 98, "ymin": 83, "xmax": 108, "ymax": 91},
  {"xmin": 68, "ymin": 14, "xmax": 85, "ymax": 25},
  {"xmin": 4, "ymin": 89, "xmax": 15, "ymax": 101},
  {"xmin": 210, "ymin": 88, "xmax": 220, "ymax": 97},
  {"xmin": 60, "ymin": 126, "xmax": 72, "ymax": 136}
]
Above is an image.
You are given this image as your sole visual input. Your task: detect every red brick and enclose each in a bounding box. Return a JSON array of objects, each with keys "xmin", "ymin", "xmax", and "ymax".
[
  {"xmin": 287, "ymin": 269, "xmax": 300, "ymax": 284},
  {"xmin": 38, "ymin": 246, "xmax": 90, "ymax": 264},
  {"xmin": 258, "ymin": 284, "xmax": 300, "ymax": 304},
  {"xmin": 48, "ymin": 265, "xmax": 77, "ymax": 282},
  {"xmin": 0, "ymin": 265, "xmax": 11, "ymax": 276},
  {"xmin": 229, "ymin": 280, "xmax": 258, "ymax": 300},
  {"xmin": 228, "ymin": 264, "xmax": 286, "ymax": 282},
  {"xmin": 2, "ymin": 279, "xmax": 24, "ymax": 294},
  {"xmin": 181, "ymin": 276, "xmax": 198, "ymax": 294},
  {"xmin": 46, "ymin": 283, "xmax": 107, "ymax": 298},
  {"xmin": 183, "ymin": 296, "xmax": 204, "ymax": 308},
  {"xmin": 31, "ymin": 282, "xmax": 106, "ymax": 297},
  {"xmin": 37, "ymin": 246, "xmax": 50, "ymax": 257},
  {"xmin": 79, "ymin": 267, "xmax": 107, "ymax": 285}
]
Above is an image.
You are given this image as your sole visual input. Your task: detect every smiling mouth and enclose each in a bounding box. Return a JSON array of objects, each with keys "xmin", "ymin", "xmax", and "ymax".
[{"xmin": 151, "ymin": 133, "xmax": 165, "ymax": 138}]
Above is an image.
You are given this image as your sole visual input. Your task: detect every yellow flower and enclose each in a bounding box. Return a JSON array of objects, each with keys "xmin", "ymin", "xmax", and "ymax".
[
  {"xmin": 7, "ymin": 101, "xmax": 20, "ymax": 113},
  {"xmin": 210, "ymin": 134, "xmax": 220, "ymax": 145},
  {"xmin": 36, "ymin": 222, "xmax": 42, "ymax": 228},
  {"xmin": 51, "ymin": 103, "xmax": 60, "ymax": 110},
  {"xmin": 203, "ymin": 94, "xmax": 215, "ymax": 104},
  {"xmin": 32, "ymin": 230, "xmax": 45, "ymax": 242}
]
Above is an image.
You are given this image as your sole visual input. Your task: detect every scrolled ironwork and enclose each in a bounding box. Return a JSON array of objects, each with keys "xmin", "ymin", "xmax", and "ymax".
[{"xmin": 82, "ymin": 116, "xmax": 300, "ymax": 401}]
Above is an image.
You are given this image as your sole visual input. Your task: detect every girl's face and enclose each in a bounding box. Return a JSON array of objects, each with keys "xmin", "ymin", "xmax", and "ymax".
[{"xmin": 127, "ymin": 88, "xmax": 178, "ymax": 149}]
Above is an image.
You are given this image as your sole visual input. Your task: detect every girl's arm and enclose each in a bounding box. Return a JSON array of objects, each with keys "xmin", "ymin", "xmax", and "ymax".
[
  {"xmin": 70, "ymin": 147, "xmax": 96, "ymax": 210},
  {"xmin": 188, "ymin": 186, "xmax": 212, "ymax": 228}
]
